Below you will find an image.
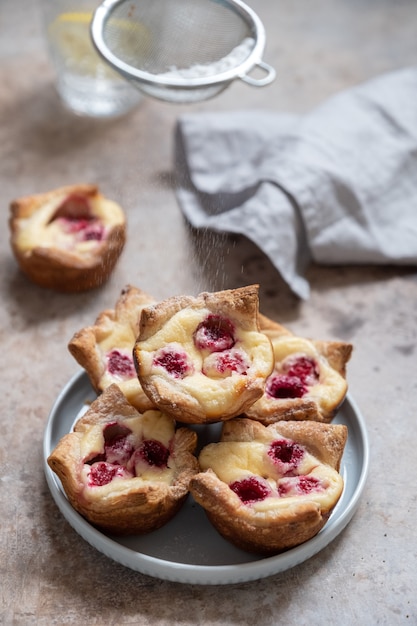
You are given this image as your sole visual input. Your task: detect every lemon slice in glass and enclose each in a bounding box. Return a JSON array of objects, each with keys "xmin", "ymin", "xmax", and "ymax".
[
  {"xmin": 49, "ymin": 12, "xmax": 151, "ymax": 77},
  {"xmin": 48, "ymin": 12, "xmax": 113, "ymax": 77}
]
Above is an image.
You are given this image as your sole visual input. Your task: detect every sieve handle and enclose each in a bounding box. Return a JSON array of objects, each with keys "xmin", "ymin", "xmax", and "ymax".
[{"xmin": 238, "ymin": 61, "xmax": 276, "ymax": 87}]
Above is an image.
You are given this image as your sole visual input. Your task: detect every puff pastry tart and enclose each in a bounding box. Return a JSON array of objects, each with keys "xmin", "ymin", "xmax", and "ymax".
[
  {"xmin": 244, "ymin": 314, "xmax": 353, "ymax": 424},
  {"xmin": 47, "ymin": 384, "xmax": 199, "ymax": 534},
  {"xmin": 190, "ymin": 417, "xmax": 347, "ymax": 554},
  {"xmin": 69, "ymin": 285, "xmax": 156, "ymax": 412},
  {"xmin": 133, "ymin": 285, "xmax": 275, "ymax": 424},
  {"xmin": 9, "ymin": 183, "xmax": 126, "ymax": 292}
]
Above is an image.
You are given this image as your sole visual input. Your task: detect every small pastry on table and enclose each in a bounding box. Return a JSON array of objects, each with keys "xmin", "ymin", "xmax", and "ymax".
[{"xmin": 9, "ymin": 183, "xmax": 126, "ymax": 292}]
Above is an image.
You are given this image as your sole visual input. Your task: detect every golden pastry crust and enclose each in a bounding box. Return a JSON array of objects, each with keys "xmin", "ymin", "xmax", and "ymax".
[
  {"xmin": 9, "ymin": 183, "xmax": 126, "ymax": 292},
  {"xmin": 68, "ymin": 285, "xmax": 156, "ymax": 412},
  {"xmin": 133, "ymin": 285, "xmax": 275, "ymax": 424},
  {"xmin": 190, "ymin": 418, "xmax": 347, "ymax": 554},
  {"xmin": 47, "ymin": 384, "xmax": 199, "ymax": 535},
  {"xmin": 244, "ymin": 314, "xmax": 353, "ymax": 424}
]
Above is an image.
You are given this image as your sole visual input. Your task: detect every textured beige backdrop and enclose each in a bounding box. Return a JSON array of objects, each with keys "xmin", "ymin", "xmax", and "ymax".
[{"xmin": 1, "ymin": 0, "xmax": 416, "ymax": 624}]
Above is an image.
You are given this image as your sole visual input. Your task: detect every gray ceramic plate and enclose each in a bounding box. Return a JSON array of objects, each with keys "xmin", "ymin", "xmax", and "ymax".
[{"xmin": 43, "ymin": 370, "xmax": 369, "ymax": 585}]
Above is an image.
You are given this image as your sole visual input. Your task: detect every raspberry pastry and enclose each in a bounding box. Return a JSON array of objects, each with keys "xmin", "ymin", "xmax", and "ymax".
[
  {"xmin": 47, "ymin": 384, "xmax": 199, "ymax": 534},
  {"xmin": 69, "ymin": 285, "xmax": 156, "ymax": 412},
  {"xmin": 190, "ymin": 417, "xmax": 347, "ymax": 554},
  {"xmin": 244, "ymin": 315, "xmax": 352, "ymax": 424},
  {"xmin": 133, "ymin": 285, "xmax": 275, "ymax": 424},
  {"xmin": 9, "ymin": 183, "xmax": 126, "ymax": 292}
]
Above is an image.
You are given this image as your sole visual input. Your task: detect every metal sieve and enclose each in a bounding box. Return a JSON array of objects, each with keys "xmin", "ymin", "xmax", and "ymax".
[{"xmin": 90, "ymin": 0, "xmax": 276, "ymax": 103}]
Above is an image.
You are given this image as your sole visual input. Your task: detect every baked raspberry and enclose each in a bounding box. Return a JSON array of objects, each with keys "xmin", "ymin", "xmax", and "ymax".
[
  {"xmin": 57, "ymin": 217, "xmax": 105, "ymax": 241},
  {"xmin": 265, "ymin": 356, "xmax": 320, "ymax": 400},
  {"xmin": 50, "ymin": 194, "xmax": 105, "ymax": 242},
  {"xmin": 135, "ymin": 439, "xmax": 170, "ymax": 468},
  {"xmin": 153, "ymin": 346, "xmax": 193, "ymax": 379},
  {"xmin": 268, "ymin": 439, "xmax": 305, "ymax": 475},
  {"xmin": 278, "ymin": 475, "xmax": 325, "ymax": 497},
  {"xmin": 103, "ymin": 422, "xmax": 134, "ymax": 465},
  {"xmin": 202, "ymin": 348, "xmax": 249, "ymax": 377},
  {"xmin": 80, "ymin": 221, "xmax": 105, "ymax": 241},
  {"xmin": 284, "ymin": 355, "xmax": 319, "ymax": 386},
  {"xmin": 87, "ymin": 461, "xmax": 132, "ymax": 487},
  {"xmin": 229, "ymin": 476, "xmax": 271, "ymax": 504},
  {"xmin": 265, "ymin": 374, "xmax": 307, "ymax": 399},
  {"xmin": 194, "ymin": 314, "xmax": 235, "ymax": 352},
  {"xmin": 106, "ymin": 350, "xmax": 136, "ymax": 379},
  {"xmin": 10, "ymin": 184, "xmax": 126, "ymax": 293}
]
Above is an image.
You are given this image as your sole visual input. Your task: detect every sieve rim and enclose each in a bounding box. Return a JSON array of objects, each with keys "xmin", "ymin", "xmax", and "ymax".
[{"xmin": 91, "ymin": 0, "xmax": 268, "ymax": 90}]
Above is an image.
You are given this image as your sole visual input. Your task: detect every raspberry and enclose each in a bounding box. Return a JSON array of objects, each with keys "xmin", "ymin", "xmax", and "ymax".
[
  {"xmin": 284, "ymin": 355, "xmax": 319, "ymax": 385},
  {"xmin": 268, "ymin": 439, "xmax": 305, "ymax": 474},
  {"xmin": 81, "ymin": 222, "xmax": 104, "ymax": 241},
  {"xmin": 194, "ymin": 315, "xmax": 235, "ymax": 352},
  {"xmin": 137, "ymin": 439, "xmax": 170, "ymax": 468},
  {"xmin": 297, "ymin": 475, "xmax": 323, "ymax": 494},
  {"xmin": 103, "ymin": 422, "xmax": 134, "ymax": 465},
  {"xmin": 266, "ymin": 374, "xmax": 307, "ymax": 399},
  {"xmin": 202, "ymin": 349, "xmax": 249, "ymax": 377},
  {"xmin": 229, "ymin": 476, "xmax": 271, "ymax": 504},
  {"xmin": 107, "ymin": 350, "xmax": 136, "ymax": 378},
  {"xmin": 61, "ymin": 217, "xmax": 91, "ymax": 233},
  {"xmin": 215, "ymin": 350, "xmax": 248, "ymax": 374},
  {"xmin": 278, "ymin": 475, "xmax": 325, "ymax": 497},
  {"xmin": 55, "ymin": 211, "xmax": 105, "ymax": 242},
  {"xmin": 88, "ymin": 461, "xmax": 131, "ymax": 487},
  {"xmin": 153, "ymin": 347, "xmax": 192, "ymax": 378}
]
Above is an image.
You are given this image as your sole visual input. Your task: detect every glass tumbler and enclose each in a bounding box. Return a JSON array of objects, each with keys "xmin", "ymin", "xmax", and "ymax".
[{"xmin": 41, "ymin": 0, "xmax": 143, "ymax": 118}]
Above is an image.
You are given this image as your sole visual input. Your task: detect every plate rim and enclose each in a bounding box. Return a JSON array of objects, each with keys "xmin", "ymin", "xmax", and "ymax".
[{"xmin": 43, "ymin": 370, "xmax": 370, "ymax": 585}]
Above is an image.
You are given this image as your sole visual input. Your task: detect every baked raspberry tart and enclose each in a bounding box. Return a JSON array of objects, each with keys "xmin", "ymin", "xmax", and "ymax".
[
  {"xmin": 190, "ymin": 417, "xmax": 347, "ymax": 554},
  {"xmin": 133, "ymin": 285, "xmax": 274, "ymax": 424},
  {"xmin": 244, "ymin": 314, "xmax": 352, "ymax": 424},
  {"xmin": 9, "ymin": 183, "xmax": 126, "ymax": 292},
  {"xmin": 47, "ymin": 384, "xmax": 199, "ymax": 535},
  {"xmin": 69, "ymin": 285, "xmax": 156, "ymax": 412}
]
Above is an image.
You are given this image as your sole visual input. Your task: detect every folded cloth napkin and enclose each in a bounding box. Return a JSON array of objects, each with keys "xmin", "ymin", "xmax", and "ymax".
[{"xmin": 174, "ymin": 66, "xmax": 417, "ymax": 299}]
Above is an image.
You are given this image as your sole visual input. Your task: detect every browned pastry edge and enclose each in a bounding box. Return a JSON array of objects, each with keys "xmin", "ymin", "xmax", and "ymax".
[
  {"xmin": 221, "ymin": 418, "xmax": 348, "ymax": 471},
  {"xmin": 138, "ymin": 284, "xmax": 262, "ymax": 342},
  {"xmin": 245, "ymin": 397, "xmax": 323, "ymax": 424},
  {"xmin": 257, "ymin": 312, "xmax": 294, "ymax": 336},
  {"xmin": 9, "ymin": 184, "xmax": 126, "ymax": 292},
  {"xmin": 189, "ymin": 418, "xmax": 347, "ymax": 554},
  {"xmin": 9, "ymin": 184, "xmax": 98, "ymax": 218},
  {"xmin": 258, "ymin": 313, "xmax": 353, "ymax": 378},
  {"xmin": 313, "ymin": 340, "xmax": 353, "ymax": 378},
  {"xmin": 47, "ymin": 384, "xmax": 199, "ymax": 535},
  {"xmin": 138, "ymin": 370, "xmax": 264, "ymax": 425},
  {"xmin": 191, "ymin": 468, "xmax": 327, "ymax": 554}
]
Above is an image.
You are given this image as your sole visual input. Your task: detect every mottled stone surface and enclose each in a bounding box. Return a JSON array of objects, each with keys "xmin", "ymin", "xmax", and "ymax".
[{"xmin": 1, "ymin": 0, "xmax": 416, "ymax": 624}]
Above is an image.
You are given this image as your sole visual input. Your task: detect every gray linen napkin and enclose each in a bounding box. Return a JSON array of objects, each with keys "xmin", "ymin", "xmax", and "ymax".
[{"xmin": 175, "ymin": 66, "xmax": 417, "ymax": 299}]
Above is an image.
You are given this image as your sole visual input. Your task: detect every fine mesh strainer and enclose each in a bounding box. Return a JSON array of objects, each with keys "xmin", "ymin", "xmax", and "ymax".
[{"xmin": 90, "ymin": 0, "xmax": 276, "ymax": 103}]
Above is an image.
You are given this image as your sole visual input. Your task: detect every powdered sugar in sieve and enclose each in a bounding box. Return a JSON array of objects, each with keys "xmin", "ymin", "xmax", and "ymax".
[{"xmin": 156, "ymin": 37, "xmax": 255, "ymax": 80}]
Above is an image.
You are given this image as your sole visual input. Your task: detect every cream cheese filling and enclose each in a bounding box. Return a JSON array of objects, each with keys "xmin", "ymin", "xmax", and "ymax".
[
  {"xmin": 137, "ymin": 307, "xmax": 274, "ymax": 411},
  {"xmin": 15, "ymin": 193, "xmax": 124, "ymax": 255},
  {"xmin": 77, "ymin": 411, "xmax": 177, "ymax": 500}
]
